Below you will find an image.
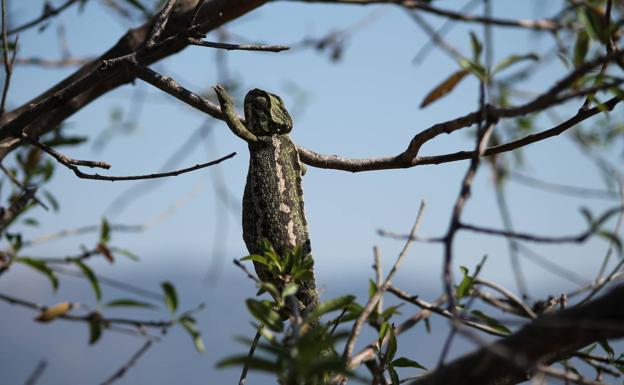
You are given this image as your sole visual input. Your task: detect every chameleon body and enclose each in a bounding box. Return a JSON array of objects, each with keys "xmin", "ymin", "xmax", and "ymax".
[{"xmin": 215, "ymin": 87, "xmax": 319, "ymax": 309}]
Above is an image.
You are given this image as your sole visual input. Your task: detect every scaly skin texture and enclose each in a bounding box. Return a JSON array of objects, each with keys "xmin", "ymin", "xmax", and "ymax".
[{"xmin": 215, "ymin": 87, "xmax": 319, "ymax": 309}]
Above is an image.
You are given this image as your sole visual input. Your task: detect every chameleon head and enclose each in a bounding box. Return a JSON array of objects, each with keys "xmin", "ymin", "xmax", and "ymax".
[{"xmin": 244, "ymin": 88, "xmax": 293, "ymax": 136}]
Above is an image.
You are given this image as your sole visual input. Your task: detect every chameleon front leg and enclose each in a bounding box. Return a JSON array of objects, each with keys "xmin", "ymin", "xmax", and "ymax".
[{"xmin": 213, "ymin": 85, "xmax": 258, "ymax": 143}]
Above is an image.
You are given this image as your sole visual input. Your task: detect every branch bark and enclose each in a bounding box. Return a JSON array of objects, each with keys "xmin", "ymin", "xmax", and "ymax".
[
  {"xmin": 408, "ymin": 284, "xmax": 624, "ymax": 385},
  {"xmin": 0, "ymin": 0, "xmax": 268, "ymax": 160}
]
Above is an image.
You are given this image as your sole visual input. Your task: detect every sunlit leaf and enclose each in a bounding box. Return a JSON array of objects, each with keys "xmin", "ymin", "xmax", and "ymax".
[
  {"xmin": 420, "ymin": 69, "xmax": 470, "ymax": 108},
  {"xmin": 35, "ymin": 302, "xmax": 72, "ymax": 322}
]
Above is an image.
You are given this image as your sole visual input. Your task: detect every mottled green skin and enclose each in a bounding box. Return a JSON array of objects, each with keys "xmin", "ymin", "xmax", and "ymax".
[{"xmin": 241, "ymin": 89, "xmax": 319, "ymax": 309}]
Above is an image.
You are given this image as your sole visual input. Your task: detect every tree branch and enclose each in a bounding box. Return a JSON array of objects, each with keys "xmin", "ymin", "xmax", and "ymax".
[
  {"xmin": 407, "ymin": 284, "xmax": 624, "ymax": 385},
  {"xmin": 286, "ymin": 0, "xmax": 564, "ymax": 31}
]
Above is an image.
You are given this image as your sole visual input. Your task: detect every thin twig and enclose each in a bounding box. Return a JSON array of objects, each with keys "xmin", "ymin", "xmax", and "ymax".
[
  {"xmin": 458, "ymin": 206, "xmax": 623, "ymax": 243},
  {"xmin": 144, "ymin": 0, "xmax": 179, "ymax": 49},
  {"xmin": 507, "ymin": 170, "xmax": 619, "ymax": 201},
  {"xmin": 6, "ymin": 0, "xmax": 80, "ymax": 36},
  {"xmin": 24, "ymin": 133, "xmax": 235, "ymax": 181},
  {"xmin": 0, "ymin": 163, "xmax": 48, "ymax": 210},
  {"xmin": 342, "ymin": 201, "xmax": 426, "ymax": 360},
  {"xmin": 23, "ymin": 360, "xmax": 47, "ymax": 385},
  {"xmin": 234, "ymin": 259, "xmax": 260, "ymax": 283},
  {"xmin": 290, "ymin": 0, "xmax": 563, "ymax": 31},
  {"xmin": 475, "ymin": 278, "xmax": 537, "ymax": 319},
  {"xmin": 99, "ymin": 339, "xmax": 154, "ymax": 385},
  {"xmin": 238, "ymin": 325, "xmax": 263, "ymax": 385},
  {"xmin": 0, "ymin": 0, "xmax": 17, "ymax": 116},
  {"xmin": 387, "ymin": 286, "xmax": 508, "ymax": 337},
  {"xmin": 188, "ymin": 38, "xmax": 289, "ymax": 52}
]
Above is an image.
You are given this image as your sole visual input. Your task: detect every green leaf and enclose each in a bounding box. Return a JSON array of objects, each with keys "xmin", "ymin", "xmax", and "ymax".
[
  {"xmin": 241, "ymin": 254, "xmax": 270, "ymax": 268},
  {"xmin": 161, "ymin": 281, "xmax": 178, "ymax": 314},
  {"xmin": 368, "ymin": 278, "xmax": 378, "ymax": 298},
  {"xmin": 459, "ymin": 59, "xmax": 487, "ymax": 80},
  {"xmin": 492, "ymin": 54, "xmax": 539, "ymax": 75},
  {"xmin": 217, "ymin": 355, "xmax": 279, "ymax": 372},
  {"xmin": 578, "ymin": 6, "xmax": 609, "ymax": 44},
  {"xmin": 309, "ymin": 295, "xmax": 355, "ymax": 319},
  {"xmin": 580, "ymin": 207, "xmax": 593, "ymax": 224},
  {"xmin": 257, "ymin": 282, "xmax": 280, "ymax": 299},
  {"xmin": 574, "ymin": 30, "xmax": 590, "ymax": 67},
  {"xmin": 469, "ymin": 31, "xmax": 482, "ymax": 62},
  {"xmin": 391, "ymin": 357, "xmax": 427, "ymax": 370},
  {"xmin": 599, "ymin": 339, "xmax": 614, "ymax": 360},
  {"xmin": 104, "ymin": 299, "xmax": 157, "ymax": 309},
  {"xmin": 379, "ymin": 321, "xmax": 391, "ymax": 341},
  {"xmin": 17, "ymin": 257, "xmax": 58, "ymax": 290},
  {"xmin": 74, "ymin": 261, "xmax": 101, "ymax": 302},
  {"xmin": 109, "ymin": 247, "xmax": 139, "ymax": 261},
  {"xmin": 179, "ymin": 316, "xmax": 205, "ymax": 353},
  {"xmin": 456, "ymin": 266, "xmax": 473, "ymax": 300},
  {"xmin": 22, "ymin": 218, "xmax": 39, "ymax": 227},
  {"xmin": 388, "ymin": 366, "xmax": 400, "ymax": 385},
  {"xmin": 471, "ymin": 310, "xmax": 511, "ymax": 335},
  {"xmin": 100, "ymin": 218, "xmax": 111, "ymax": 243},
  {"xmin": 380, "ymin": 304, "xmax": 403, "ymax": 322},
  {"xmin": 246, "ymin": 299, "xmax": 283, "ymax": 332},
  {"xmin": 597, "ymin": 230, "xmax": 623, "ymax": 257},
  {"xmin": 88, "ymin": 315, "xmax": 102, "ymax": 345},
  {"xmin": 282, "ymin": 282, "xmax": 299, "ymax": 298},
  {"xmin": 42, "ymin": 190, "xmax": 59, "ymax": 211},
  {"xmin": 386, "ymin": 326, "xmax": 397, "ymax": 362}
]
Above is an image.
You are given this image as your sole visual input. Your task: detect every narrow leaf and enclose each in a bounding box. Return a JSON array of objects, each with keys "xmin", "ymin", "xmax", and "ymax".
[
  {"xmin": 492, "ymin": 54, "xmax": 539, "ymax": 74},
  {"xmin": 391, "ymin": 357, "xmax": 427, "ymax": 370},
  {"xmin": 471, "ymin": 310, "xmax": 511, "ymax": 334},
  {"xmin": 574, "ymin": 30, "xmax": 590, "ymax": 67},
  {"xmin": 17, "ymin": 258, "xmax": 58, "ymax": 290},
  {"xmin": 161, "ymin": 281, "xmax": 178, "ymax": 314},
  {"xmin": 309, "ymin": 295, "xmax": 355, "ymax": 319},
  {"xmin": 104, "ymin": 299, "xmax": 157, "ymax": 309},
  {"xmin": 179, "ymin": 316, "xmax": 206, "ymax": 353},
  {"xmin": 88, "ymin": 314, "xmax": 102, "ymax": 344},
  {"xmin": 246, "ymin": 299, "xmax": 283, "ymax": 332},
  {"xmin": 420, "ymin": 69, "xmax": 470, "ymax": 108},
  {"xmin": 74, "ymin": 261, "xmax": 101, "ymax": 302}
]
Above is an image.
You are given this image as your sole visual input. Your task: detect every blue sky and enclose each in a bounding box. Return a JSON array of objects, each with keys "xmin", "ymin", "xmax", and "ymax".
[{"xmin": 2, "ymin": 1, "xmax": 623, "ymax": 384}]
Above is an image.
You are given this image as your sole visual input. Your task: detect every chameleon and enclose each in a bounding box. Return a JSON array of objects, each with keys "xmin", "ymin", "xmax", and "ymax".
[{"xmin": 213, "ymin": 85, "xmax": 319, "ymax": 310}]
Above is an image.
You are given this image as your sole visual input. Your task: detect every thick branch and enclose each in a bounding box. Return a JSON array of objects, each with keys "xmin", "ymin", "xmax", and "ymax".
[
  {"xmin": 408, "ymin": 284, "xmax": 624, "ymax": 385},
  {"xmin": 0, "ymin": 0, "xmax": 268, "ymax": 159}
]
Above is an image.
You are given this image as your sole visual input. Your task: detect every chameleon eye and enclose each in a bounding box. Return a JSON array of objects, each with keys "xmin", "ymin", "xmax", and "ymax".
[{"xmin": 254, "ymin": 97, "xmax": 268, "ymax": 109}]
